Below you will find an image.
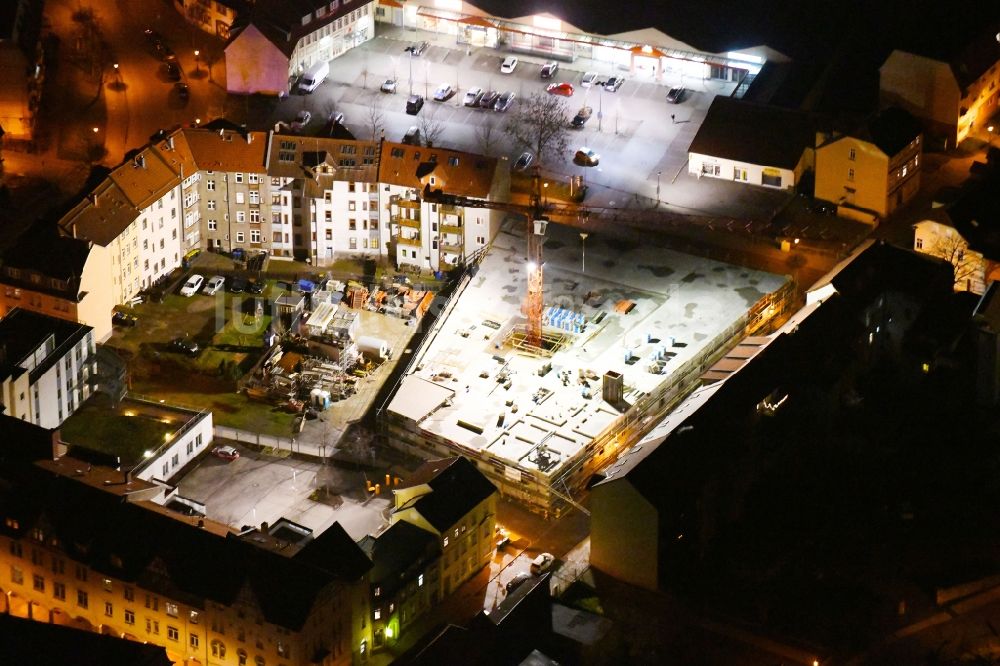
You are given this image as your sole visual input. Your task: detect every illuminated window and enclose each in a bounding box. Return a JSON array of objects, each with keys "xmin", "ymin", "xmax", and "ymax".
[
  {"xmin": 418, "ymin": 574, "xmax": 424, "ymax": 586},
  {"xmin": 374, "ymin": 608, "xmax": 381, "ymax": 620},
  {"xmin": 848, "ymin": 148, "xmax": 856, "ymax": 161},
  {"xmin": 847, "ymin": 168, "xmax": 855, "ymax": 182}
]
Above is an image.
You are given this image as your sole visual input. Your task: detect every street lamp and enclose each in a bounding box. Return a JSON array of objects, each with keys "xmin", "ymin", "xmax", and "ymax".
[
  {"xmin": 194, "ymin": 49, "xmax": 201, "ymax": 75},
  {"xmin": 579, "ymin": 233, "xmax": 589, "ymax": 273},
  {"xmin": 656, "ymin": 170, "xmax": 661, "ymax": 203}
]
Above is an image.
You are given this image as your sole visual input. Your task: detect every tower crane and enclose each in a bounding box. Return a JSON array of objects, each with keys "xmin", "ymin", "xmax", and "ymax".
[{"xmin": 422, "ymin": 167, "xmax": 581, "ymax": 349}]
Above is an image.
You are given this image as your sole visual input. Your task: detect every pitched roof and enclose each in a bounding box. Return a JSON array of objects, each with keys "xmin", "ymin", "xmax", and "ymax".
[
  {"xmin": 266, "ymin": 133, "xmax": 379, "ymax": 181},
  {"xmin": 863, "ymin": 106, "xmax": 923, "ymax": 157},
  {"xmin": 109, "ymin": 146, "xmax": 180, "ymax": 211},
  {"xmin": 402, "ymin": 457, "xmax": 497, "ymax": 531},
  {"xmin": 688, "ymin": 96, "xmax": 816, "ymax": 170},
  {"xmin": 0, "ymin": 614, "xmax": 173, "ymax": 666},
  {"xmin": 359, "ymin": 520, "xmax": 437, "ymax": 597},
  {"xmin": 0, "ymin": 221, "xmax": 92, "ymax": 294},
  {"xmin": 0, "ymin": 308, "xmax": 92, "ymax": 384},
  {"xmin": 228, "ymin": 0, "xmax": 375, "ymax": 58},
  {"xmin": 895, "ymin": 19, "xmax": 1000, "ymax": 89},
  {"xmin": 180, "ymin": 127, "xmax": 268, "ymax": 173},
  {"xmin": 943, "ymin": 166, "xmax": 1000, "ymax": 260},
  {"xmin": 378, "ymin": 142, "xmax": 497, "ymax": 198},
  {"xmin": 59, "ymin": 175, "xmax": 142, "ymax": 247}
]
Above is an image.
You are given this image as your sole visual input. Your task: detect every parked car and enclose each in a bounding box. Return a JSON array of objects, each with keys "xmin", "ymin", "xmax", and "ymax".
[
  {"xmin": 164, "ymin": 61, "xmax": 181, "ymax": 82},
  {"xmin": 327, "ymin": 110, "xmax": 345, "ymax": 125},
  {"xmin": 500, "ymin": 56, "xmax": 518, "ymax": 74},
  {"xmin": 580, "ymin": 71, "xmax": 598, "ymax": 87},
  {"xmin": 506, "ymin": 572, "xmax": 533, "ymax": 593},
  {"xmin": 573, "ymin": 147, "xmax": 600, "ymax": 167},
  {"xmin": 546, "ymin": 82, "xmax": 574, "ymax": 97},
  {"xmin": 666, "ymin": 86, "xmax": 686, "ymax": 103},
  {"xmin": 496, "ymin": 533, "xmax": 511, "ymax": 550},
  {"xmin": 211, "ymin": 445, "xmax": 240, "ymax": 461},
  {"xmin": 112, "ymin": 311, "xmax": 138, "ymax": 327},
  {"xmin": 433, "ymin": 83, "xmax": 455, "ymax": 101},
  {"xmin": 513, "ymin": 151, "xmax": 533, "ymax": 171},
  {"xmin": 463, "ymin": 87, "xmax": 484, "ymax": 107},
  {"xmin": 405, "ymin": 41, "xmax": 429, "ymax": 56},
  {"xmin": 530, "ymin": 552, "xmax": 554, "ymax": 574},
  {"xmin": 179, "ymin": 274, "xmax": 204, "ymax": 296},
  {"xmin": 174, "ymin": 82, "xmax": 189, "ymax": 102},
  {"xmin": 403, "ymin": 126, "xmax": 421, "ymax": 145},
  {"xmin": 229, "ymin": 276, "xmax": 248, "ymax": 293},
  {"xmin": 290, "ymin": 110, "xmax": 312, "ymax": 131},
  {"xmin": 494, "ymin": 91, "xmax": 515, "ymax": 112},
  {"xmin": 246, "ymin": 280, "xmax": 265, "ymax": 295},
  {"xmin": 405, "ymin": 94, "xmax": 424, "ymax": 115},
  {"xmin": 170, "ymin": 336, "xmax": 200, "ymax": 356},
  {"xmin": 479, "ymin": 90, "xmax": 500, "ymax": 109},
  {"xmin": 604, "ymin": 76, "xmax": 625, "ymax": 92},
  {"xmin": 571, "ymin": 106, "xmax": 592, "ymax": 128},
  {"xmin": 203, "ymin": 275, "xmax": 225, "ymax": 295},
  {"xmin": 380, "ymin": 78, "xmax": 398, "ymax": 94},
  {"xmin": 540, "ymin": 61, "xmax": 559, "ymax": 78}
]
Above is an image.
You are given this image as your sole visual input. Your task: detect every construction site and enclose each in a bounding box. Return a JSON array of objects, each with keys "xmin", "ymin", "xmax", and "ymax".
[
  {"xmin": 240, "ymin": 276, "xmax": 434, "ymax": 444},
  {"xmin": 384, "ymin": 219, "xmax": 796, "ymax": 515}
]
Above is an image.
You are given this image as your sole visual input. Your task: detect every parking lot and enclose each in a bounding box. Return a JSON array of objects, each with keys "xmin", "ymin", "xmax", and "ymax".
[
  {"xmin": 177, "ymin": 440, "xmax": 391, "ymax": 539},
  {"xmin": 269, "ymin": 25, "xmax": 738, "ymax": 211}
]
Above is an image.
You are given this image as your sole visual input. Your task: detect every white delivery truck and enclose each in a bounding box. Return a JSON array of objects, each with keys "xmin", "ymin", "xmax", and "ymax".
[{"xmin": 298, "ymin": 60, "xmax": 329, "ymax": 93}]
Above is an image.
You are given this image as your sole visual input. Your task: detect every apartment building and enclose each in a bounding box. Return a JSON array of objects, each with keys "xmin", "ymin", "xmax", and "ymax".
[
  {"xmin": 389, "ymin": 457, "xmax": 497, "ymax": 598},
  {"xmin": 0, "ymin": 0, "xmax": 45, "ymax": 142},
  {"xmin": 814, "ymin": 107, "xmax": 924, "ymax": 220},
  {"xmin": 880, "ymin": 23, "xmax": 1000, "ymax": 148},
  {"xmin": 173, "ymin": 0, "xmax": 241, "ymax": 39},
  {"xmin": 0, "ymin": 224, "xmax": 114, "ymax": 342},
  {"xmin": 0, "ymin": 415, "xmax": 374, "ymax": 666},
  {"xmin": 225, "ymin": 0, "xmax": 376, "ymax": 95},
  {"xmin": 0, "ymin": 308, "xmax": 95, "ymax": 428}
]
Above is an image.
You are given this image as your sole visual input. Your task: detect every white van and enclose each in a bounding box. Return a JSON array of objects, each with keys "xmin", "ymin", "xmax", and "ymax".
[{"xmin": 298, "ymin": 60, "xmax": 329, "ymax": 94}]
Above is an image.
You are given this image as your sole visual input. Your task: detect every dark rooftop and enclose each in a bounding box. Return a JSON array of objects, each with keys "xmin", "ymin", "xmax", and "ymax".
[
  {"xmin": 0, "ymin": 614, "xmax": 172, "ymax": 666},
  {"xmin": 688, "ymin": 96, "xmax": 816, "ymax": 169},
  {"xmin": 864, "ymin": 107, "xmax": 923, "ymax": 156},
  {"xmin": 402, "ymin": 457, "xmax": 497, "ymax": 532},
  {"xmin": 0, "ymin": 308, "xmax": 92, "ymax": 384},
  {"xmin": 358, "ymin": 520, "xmax": 438, "ymax": 598}
]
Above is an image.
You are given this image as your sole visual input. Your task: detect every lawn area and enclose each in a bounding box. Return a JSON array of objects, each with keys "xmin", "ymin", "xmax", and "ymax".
[{"xmin": 60, "ymin": 395, "xmax": 178, "ymax": 464}]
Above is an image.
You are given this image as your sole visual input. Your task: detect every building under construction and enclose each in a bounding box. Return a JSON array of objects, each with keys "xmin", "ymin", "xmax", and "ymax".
[{"xmin": 383, "ymin": 220, "xmax": 795, "ymax": 515}]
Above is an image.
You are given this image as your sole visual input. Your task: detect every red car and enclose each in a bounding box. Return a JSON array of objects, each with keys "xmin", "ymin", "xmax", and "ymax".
[{"xmin": 546, "ymin": 82, "xmax": 574, "ymax": 97}]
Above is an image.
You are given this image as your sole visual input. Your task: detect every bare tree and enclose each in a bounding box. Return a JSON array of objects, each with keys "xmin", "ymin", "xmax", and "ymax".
[
  {"xmin": 927, "ymin": 231, "xmax": 981, "ymax": 291},
  {"xmin": 365, "ymin": 93, "xmax": 384, "ymax": 142},
  {"xmin": 503, "ymin": 93, "xmax": 570, "ymax": 165},
  {"xmin": 475, "ymin": 119, "xmax": 500, "ymax": 156},
  {"xmin": 418, "ymin": 106, "xmax": 446, "ymax": 148}
]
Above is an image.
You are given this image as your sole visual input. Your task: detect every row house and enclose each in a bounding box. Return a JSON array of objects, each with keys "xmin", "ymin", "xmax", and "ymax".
[
  {"xmin": 224, "ymin": 0, "xmax": 376, "ymax": 96},
  {"xmin": 0, "ymin": 416, "xmax": 375, "ymax": 666},
  {"xmin": 0, "ymin": 308, "xmax": 95, "ymax": 428},
  {"xmin": 0, "ymin": 127, "xmax": 503, "ymax": 344},
  {"xmin": 173, "ymin": 0, "xmax": 240, "ymax": 39},
  {"xmin": 0, "ymin": 0, "xmax": 45, "ymax": 142}
]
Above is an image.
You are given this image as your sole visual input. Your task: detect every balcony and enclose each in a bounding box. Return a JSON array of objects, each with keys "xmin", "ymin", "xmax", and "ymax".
[
  {"xmin": 440, "ymin": 240, "xmax": 463, "ymax": 253},
  {"xmin": 393, "ymin": 215, "xmax": 420, "ymax": 229},
  {"xmin": 396, "ymin": 235, "xmax": 421, "ymax": 247},
  {"xmin": 441, "ymin": 222, "xmax": 463, "ymax": 234}
]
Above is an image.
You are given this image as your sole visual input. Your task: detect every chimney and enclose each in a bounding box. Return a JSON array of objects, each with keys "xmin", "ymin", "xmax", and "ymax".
[
  {"xmin": 260, "ymin": 521, "xmax": 269, "ymax": 534},
  {"xmin": 602, "ymin": 370, "xmax": 624, "ymax": 406},
  {"xmin": 167, "ymin": 136, "xmax": 174, "ymax": 150},
  {"xmin": 87, "ymin": 193, "xmax": 98, "ymax": 207},
  {"xmin": 247, "ymin": 132, "xmax": 253, "ymax": 144}
]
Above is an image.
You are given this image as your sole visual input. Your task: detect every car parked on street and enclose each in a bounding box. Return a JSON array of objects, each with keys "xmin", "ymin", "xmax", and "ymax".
[
  {"xmin": 203, "ymin": 275, "xmax": 225, "ymax": 295},
  {"xmin": 546, "ymin": 82, "xmax": 574, "ymax": 97},
  {"xmin": 513, "ymin": 151, "xmax": 533, "ymax": 171},
  {"xmin": 174, "ymin": 82, "xmax": 189, "ymax": 102},
  {"xmin": 581, "ymin": 71, "xmax": 598, "ymax": 87},
  {"xmin": 666, "ymin": 86, "xmax": 686, "ymax": 103},
  {"xmin": 506, "ymin": 572, "xmax": 533, "ymax": 593},
  {"xmin": 571, "ymin": 106, "xmax": 592, "ymax": 128},
  {"xmin": 405, "ymin": 94, "xmax": 424, "ymax": 115},
  {"xmin": 170, "ymin": 337, "xmax": 200, "ymax": 356},
  {"xmin": 463, "ymin": 87, "xmax": 484, "ymax": 107},
  {"xmin": 211, "ymin": 445, "xmax": 240, "ymax": 461},
  {"xmin": 540, "ymin": 61, "xmax": 559, "ymax": 78},
  {"xmin": 405, "ymin": 41, "xmax": 429, "ymax": 56},
  {"xmin": 179, "ymin": 274, "xmax": 204, "ymax": 296},
  {"xmin": 494, "ymin": 91, "xmax": 516, "ymax": 112},
  {"xmin": 604, "ymin": 76, "xmax": 625, "ymax": 92},
  {"xmin": 246, "ymin": 280, "xmax": 264, "ymax": 295},
  {"xmin": 573, "ymin": 147, "xmax": 600, "ymax": 167},
  {"xmin": 380, "ymin": 78, "xmax": 397, "ymax": 94},
  {"xmin": 229, "ymin": 276, "xmax": 248, "ymax": 293},
  {"xmin": 403, "ymin": 126, "xmax": 421, "ymax": 145},
  {"xmin": 530, "ymin": 552, "xmax": 555, "ymax": 574},
  {"xmin": 433, "ymin": 83, "xmax": 455, "ymax": 101},
  {"xmin": 164, "ymin": 61, "xmax": 181, "ymax": 82},
  {"xmin": 479, "ymin": 90, "xmax": 500, "ymax": 109},
  {"xmin": 290, "ymin": 110, "xmax": 312, "ymax": 131},
  {"xmin": 500, "ymin": 56, "xmax": 518, "ymax": 73}
]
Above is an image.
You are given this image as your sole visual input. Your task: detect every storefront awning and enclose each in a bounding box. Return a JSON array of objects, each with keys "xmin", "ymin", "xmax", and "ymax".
[
  {"xmin": 379, "ymin": 0, "xmax": 404, "ymax": 8},
  {"xmin": 457, "ymin": 16, "xmax": 495, "ymax": 29},
  {"xmin": 630, "ymin": 45, "xmax": 667, "ymax": 58}
]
